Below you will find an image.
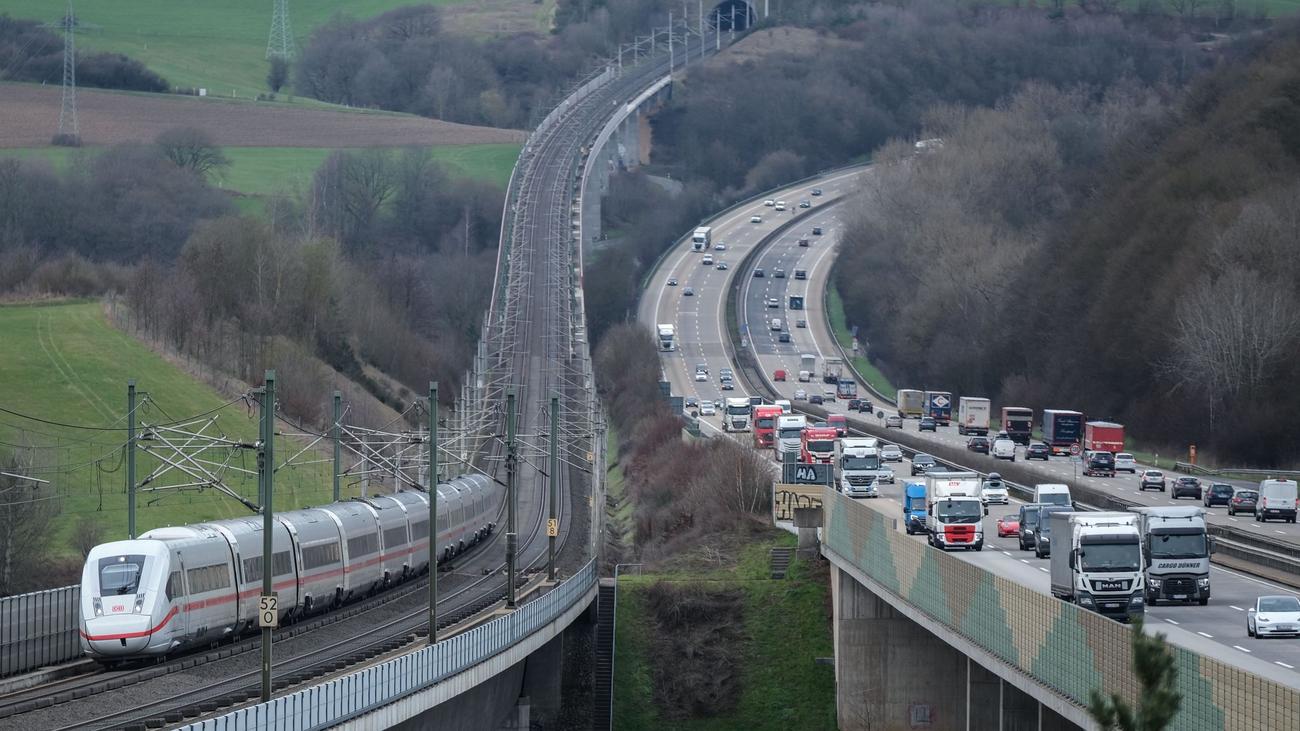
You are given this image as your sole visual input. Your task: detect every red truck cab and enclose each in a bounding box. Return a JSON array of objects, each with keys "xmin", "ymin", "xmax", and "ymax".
[
  {"xmin": 827, "ymin": 414, "xmax": 848, "ymax": 436},
  {"xmin": 801, "ymin": 426, "xmax": 838, "ymax": 464},
  {"xmin": 753, "ymin": 406, "xmax": 784, "ymax": 449}
]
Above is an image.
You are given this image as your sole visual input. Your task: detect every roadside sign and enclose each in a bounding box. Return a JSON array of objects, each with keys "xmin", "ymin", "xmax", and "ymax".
[
  {"xmin": 1069, "ymin": 443, "xmax": 1081, "ymax": 456},
  {"xmin": 258, "ymin": 595, "xmax": 278, "ymax": 628},
  {"xmin": 547, "ymin": 518, "xmax": 558, "ymax": 537}
]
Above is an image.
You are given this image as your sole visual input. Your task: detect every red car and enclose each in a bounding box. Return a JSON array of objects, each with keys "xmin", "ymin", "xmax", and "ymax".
[
  {"xmin": 996, "ymin": 515, "xmax": 1020, "ymax": 538},
  {"xmin": 774, "ymin": 369, "xmax": 787, "ymax": 382}
]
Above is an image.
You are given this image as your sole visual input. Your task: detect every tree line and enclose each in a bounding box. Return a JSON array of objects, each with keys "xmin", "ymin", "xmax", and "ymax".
[
  {"xmin": 834, "ymin": 22, "xmax": 1300, "ymax": 464},
  {"xmin": 294, "ymin": 1, "xmax": 676, "ymax": 129},
  {"xmin": 0, "ymin": 132, "xmax": 503, "ymax": 430},
  {"xmin": 0, "ymin": 14, "xmax": 169, "ymax": 92}
]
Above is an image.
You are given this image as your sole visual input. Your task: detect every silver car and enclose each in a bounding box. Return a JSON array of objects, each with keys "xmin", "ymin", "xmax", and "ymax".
[
  {"xmin": 793, "ymin": 389, "xmax": 808, "ymax": 401},
  {"xmin": 880, "ymin": 444, "xmax": 903, "ymax": 462}
]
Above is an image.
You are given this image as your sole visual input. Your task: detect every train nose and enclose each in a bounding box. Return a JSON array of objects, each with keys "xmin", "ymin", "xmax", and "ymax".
[{"xmin": 80, "ymin": 614, "xmax": 157, "ymax": 656}]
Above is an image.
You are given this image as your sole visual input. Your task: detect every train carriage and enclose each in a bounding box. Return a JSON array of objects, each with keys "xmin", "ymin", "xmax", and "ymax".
[{"xmin": 79, "ymin": 472, "xmax": 503, "ymax": 662}]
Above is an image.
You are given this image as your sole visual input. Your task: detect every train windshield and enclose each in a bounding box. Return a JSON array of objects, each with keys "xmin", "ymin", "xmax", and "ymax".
[{"xmin": 99, "ymin": 555, "xmax": 147, "ymax": 596}]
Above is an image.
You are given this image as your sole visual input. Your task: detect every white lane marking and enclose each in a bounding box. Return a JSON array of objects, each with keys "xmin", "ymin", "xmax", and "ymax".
[
  {"xmin": 1234, "ymin": 645, "xmax": 1252, "ymax": 653},
  {"xmin": 1037, "ymin": 567, "xmax": 1049, "ymax": 573},
  {"xmin": 1230, "ymin": 605, "xmax": 1244, "ymax": 611},
  {"xmin": 1197, "ymin": 631, "xmax": 1213, "ymax": 638},
  {"xmin": 1278, "ymin": 661, "xmax": 1296, "ymax": 669},
  {"xmin": 1001, "ymin": 551, "xmax": 1012, "ymax": 557},
  {"xmin": 1020, "ymin": 559, "xmax": 1030, "ymax": 565},
  {"xmin": 1164, "ymin": 618, "xmax": 1179, "ymax": 626}
]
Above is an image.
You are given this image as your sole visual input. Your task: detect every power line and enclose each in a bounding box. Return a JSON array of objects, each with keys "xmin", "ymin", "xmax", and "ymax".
[{"xmin": 0, "ymin": 394, "xmax": 249, "ymax": 433}]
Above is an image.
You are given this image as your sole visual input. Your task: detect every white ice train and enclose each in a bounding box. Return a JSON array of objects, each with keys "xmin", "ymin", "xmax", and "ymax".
[{"xmin": 78, "ymin": 474, "xmax": 502, "ymax": 661}]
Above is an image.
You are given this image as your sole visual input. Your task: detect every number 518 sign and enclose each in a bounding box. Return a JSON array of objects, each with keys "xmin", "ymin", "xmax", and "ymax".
[{"xmin": 259, "ymin": 595, "xmax": 278, "ymax": 628}]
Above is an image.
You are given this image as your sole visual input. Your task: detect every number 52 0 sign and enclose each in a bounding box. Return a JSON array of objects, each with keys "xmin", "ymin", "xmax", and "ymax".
[{"xmin": 259, "ymin": 595, "xmax": 278, "ymax": 628}]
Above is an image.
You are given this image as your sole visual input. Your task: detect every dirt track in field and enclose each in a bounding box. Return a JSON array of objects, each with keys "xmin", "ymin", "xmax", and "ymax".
[{"xmin": 0, "ymin": 83, "xmax": 526, "ymax": 148}]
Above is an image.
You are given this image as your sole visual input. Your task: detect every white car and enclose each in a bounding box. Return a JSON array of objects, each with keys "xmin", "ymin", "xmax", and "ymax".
[
  {"xmin": 1247, "ymin": 595, "xmax": 1300, "ymax": 638},
  {"xmin": 694, "ymin": 371, "xmax": 707, "ymax": 382},
  {"xmin": 981, "ymin": 476, "xmax": 1009, "ymax": 505},
  {"xmin": 793, "ymin": 389, "xmax": 808, "ymax": 401},
  {"xmin": 766, "ymin": 297, "xmax": 779, "ymax": 308},
  {"xmin": 991, "ymin": 439, "xmax": 1017, "ymax": 461},
  {"xmin": 750, "ymin": 215, "xmax": 763, "ymax": 223},
  {"xmin": 877, "ymin": 466, "xmax": 896, "ymax": 484},
  {"xmin": 880, "ymin": 444, "xmax": 903, "ymax": 462},
  {"xmin": 698, "ymin": 400, "xmax": 716, "ymax": 416},
  {"xmin": 714, "ymin": 242, "xmax": 726, "ymax": 251},
  {"xmin": 702, "ymin": 254, "xmax": 714, "ymax": 265},
  {"xmin": 775, "ymin": 202, "xmax": 786, "ymax": 211},
  {"xmin": 1114, "ymin": 453, "xmax": 1137, "ymax": 473},
  {"xmin": 764, "ymin": 199, "xmax": 775, "ymax": 207}
]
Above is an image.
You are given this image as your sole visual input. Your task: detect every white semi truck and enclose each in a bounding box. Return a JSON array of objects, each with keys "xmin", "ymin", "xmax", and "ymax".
[
  {"xmin": 776, "ymin": 414, "xmax": 807, "ymax": 462},
  {"xmin": 657, "ymin": 323, "xmax": 675, "ymax": 351},
  {"xmin": 956, "ymin": 397, "xmax": 990, "ymax": 436},
  {"xmin": 1132, "ymin": 506, "xmax": 1212, "ymax": 605},
  {"xmin": 1049, "ymin": 511, "xmax": 1145, "ymax": 622},
  {"xmin": 837, "ymin": 438, "xmax": 892, "ymax": 498},
  {"xmin": 692, "ymin": 226, "xmax": 712, "ymax": 251},
  {"xmin": 723, "ymin": 397, "xmax": 752, "ymax": 433},
  {"xmin": 923, "ymin": 471, "xmax": 984, "ymax": 551}
]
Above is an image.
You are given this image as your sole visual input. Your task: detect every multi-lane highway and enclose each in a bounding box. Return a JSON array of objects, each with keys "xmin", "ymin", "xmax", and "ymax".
[{"xmin": 639, "ymin": 169, "xmax": 1300, "ymax": 686}]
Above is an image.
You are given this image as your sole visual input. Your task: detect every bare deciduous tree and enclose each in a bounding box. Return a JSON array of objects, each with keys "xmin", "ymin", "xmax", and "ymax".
[{"xmin": 155, "ymin": 127, "xmax": 230, "ymax": 177}]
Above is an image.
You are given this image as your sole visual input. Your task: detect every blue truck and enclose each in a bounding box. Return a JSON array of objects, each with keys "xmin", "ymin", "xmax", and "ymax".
[
  {"xmin": 923, "ymin": 391, "xmax": 953, "ymax": 426},
  {"xmin": 904, "ymin": 483, "xmax": 927, "ymax": 534}
]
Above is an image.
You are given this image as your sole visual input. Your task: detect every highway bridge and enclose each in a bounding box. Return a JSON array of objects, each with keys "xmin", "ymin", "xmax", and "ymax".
[{"xmin": 641, "ymin": 167, "xmax": 1300, "ymax": 729}]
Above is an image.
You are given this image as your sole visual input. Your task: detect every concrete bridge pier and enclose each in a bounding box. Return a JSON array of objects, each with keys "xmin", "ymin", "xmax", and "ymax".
[{"xmin": 831, "ymin": 565, "xmax": 1079, "ymax": 731}]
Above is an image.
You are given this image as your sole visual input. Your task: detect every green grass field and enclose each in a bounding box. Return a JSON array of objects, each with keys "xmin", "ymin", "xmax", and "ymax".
[
  {"xmin": 612, "ymin": 535, "xmax": 837, "ymax": 731},
  {"xmin": 826, "ymin": 284, "xmax": 896, "ymax": 400},
  {"xmin": 0, "ymin": 143, "xmax": 520, "ymax": 196},
  {"xmin": 0, "ymin": 0, "xmax": 482, "ymax": 99},
  {"xmin": 0, "ymin": 301, "xmax": 334, "ymax": 557}
]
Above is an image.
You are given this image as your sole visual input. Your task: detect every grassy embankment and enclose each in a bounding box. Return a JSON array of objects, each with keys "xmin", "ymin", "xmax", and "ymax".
[
  {"xmin": 0, "ymin": 0, "xmax": 481, "ymax": 99},
  {"xmin": 0, "ymin": 143, "xmax": 520, "ymax": 194},
  {"xmin": 0, "ymin": 301, "xmax": 335, "ymax": 556},
  {"xmin": 826, "ymin": 284, "xmax": 895, "ymax": 399},
  {"xmin": 612, "ymin": 535, "xmax": 837, "ymax": 731}
]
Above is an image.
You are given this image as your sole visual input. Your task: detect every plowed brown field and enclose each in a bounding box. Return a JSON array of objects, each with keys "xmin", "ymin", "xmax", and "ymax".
[{"xmin": 0, "ymin": 83, "xmax": 526, "ymax": 148}]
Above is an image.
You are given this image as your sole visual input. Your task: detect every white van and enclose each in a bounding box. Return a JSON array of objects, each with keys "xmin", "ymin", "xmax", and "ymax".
[
  {"xmin": 775, "ymin": 399, "xmax": 792, "ymax": 414},
  {"xmin": 991, "ymin": 438, "xmax": 1017, "ymax": 461},
  {"xmin": 798, "ymin": 370, "xmax": 811, "ymax": 382},
  {"xmin": 1034, "ymin": 484, "xmax": 1072, "ymax": 507},
  {"xmin": 1257, "ymin": 479, "xmax": 1298, "ymax": 523},
  {"xmin": 770, "ymin": 318, "xmax": 782, "ymax": 331}
]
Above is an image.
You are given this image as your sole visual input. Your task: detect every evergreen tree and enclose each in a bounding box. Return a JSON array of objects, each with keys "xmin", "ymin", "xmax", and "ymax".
[{"xmin": 1088, "ymin": 617, "xmax": 1182, "ymax": 731}]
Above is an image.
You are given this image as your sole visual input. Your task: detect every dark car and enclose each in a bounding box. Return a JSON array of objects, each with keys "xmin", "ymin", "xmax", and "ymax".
[
  {"xmin": 847, "ymin": 399, "xmax": 862, "ymax": 411},
  {"xmin": 1017, "ymin": 504, "xmax": 1047, "ymax": 551},
  {"xmin": 797, "ymin": 238, "xmax": 810, "ymax": 248},
  {"xmin": 778, "ymin": 332, "xmax": 791, "ymax": 343},
  {"xmin": 1035, "ymin": 506, "xmax": 1073, "ymax": 558},
  {"xmin": 1026, "ymin": 442, "xmax": 1051, "ymax": 461},
  {"xmin": 1204, "ymin": 483, "xmax": 1235, "ymax": 508},
  {"xmin": 1229, "ymin": 489, "xmax": 1259, "ymax": 516},
  {"xmin": 753, "ymin": 268, "xmax": 765, "ymax": 278},
  {"xmin": 809, "ymin": 394, "xmax": 824, "ymax": 405},
  {"xmin": 919, "ymin": 417, "xmax": 937, "ymax": 432},
  {"xmin": 1084, "ymin": 451, "xmax": 1115, "ymax": 477},
  {"xmin": 967, "ymin": 436, "xmax": 990, "ymax": 454},
  {"xmin": 856, "ymin": 400, "xmax": 874, "ymax": 413},
  {"xmin": 1172, "ymin": 476, "xmax": 1202, "ymax": 500},
  {"xmin": 911, "ymin": 454, "xmax": 937, "ymax": 475},
  {"xmin": 812, "ymin": 226, "xmax": 824, "ymax": 235}
]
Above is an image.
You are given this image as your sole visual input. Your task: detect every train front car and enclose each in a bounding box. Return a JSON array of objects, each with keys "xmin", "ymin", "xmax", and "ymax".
[{"xmin": 79, "ymin": 540, "xmax": 175, "ymax": 659}]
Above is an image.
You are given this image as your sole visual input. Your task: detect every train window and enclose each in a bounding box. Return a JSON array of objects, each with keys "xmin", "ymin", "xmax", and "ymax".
[
  {"xmin": 98, "ymin": 554, "xmax": 146, "ymax": 596},
  {"xmin": 243, "ymin": 556, "xmax": 264, "ymax": 584},
  {"xmin": 438, "ymin": 511, "xmax": 449, "ymax": 531},
  {"xmin": 383, "ymin": 526, "xmax": 407, "ymax": 549},
  {"xmin": 411, "ymin": 520, "xmax": 429, "ymax": 540},
  {"xmin": 187, "ymin": 564, "xmax": 231, "ymax": 594},
  {"xmin": 273, "ymin": 551, "xmax": 293, "ymax": 576},
  {"xmin": 165, "ymin": 571, "xmax": 183, "ymax": 601},
  {"xmin": 347, "ymin": 533, "xmax": 378, "ymax": 557},
  {"xmin": 302, "ymin": 542, "xmax": 341, "ymax": 570}
]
